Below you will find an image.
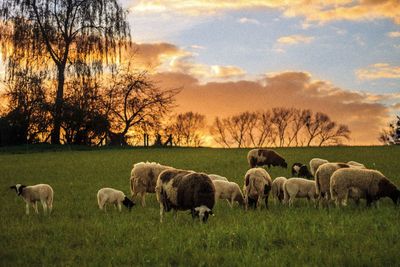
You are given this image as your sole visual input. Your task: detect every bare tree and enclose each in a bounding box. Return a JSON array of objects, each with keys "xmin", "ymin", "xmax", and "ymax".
[
  {"xmin": 103, "ymin": 70, "xmax": 179, "ymax": 146},
  {"xmin": 171, "ymin": 112, "xmax": 206, "ymax": 147},
  {"xmin": 287, "ymin": 109, "xmax": 309, "ymax": 147},
  {"xmin": 317, "ymin": 123, "xmax": 350, "ymax": 146},
  {"xmin": 0, "ymin": 0, "xmax": 130, "ymax": 144},
  {"xmin": 221, "ymin": 112, "xmax": 255, "ymax": 148},
  {"xmin": 210, "ymin": 117, "xmax": 231, "ymax": 148},
  {"xmin": 271, "ymin": 107, "xmax": 294, "ymax": 147},
  {"xmin": 247, "ymin": 111, "xmax": 275, "ymax": 147}
]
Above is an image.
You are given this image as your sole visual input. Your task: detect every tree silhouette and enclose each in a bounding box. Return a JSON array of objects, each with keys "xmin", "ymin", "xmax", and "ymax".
[{"xmin": 0, "ymin": 0, "xmax": 130, "ymax": 144}]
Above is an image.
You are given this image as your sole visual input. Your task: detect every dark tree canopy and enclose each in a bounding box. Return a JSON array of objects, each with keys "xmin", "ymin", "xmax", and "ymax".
[{"xmin": 0, "ymin": 0, "xmax": 130, "ymax": 144}]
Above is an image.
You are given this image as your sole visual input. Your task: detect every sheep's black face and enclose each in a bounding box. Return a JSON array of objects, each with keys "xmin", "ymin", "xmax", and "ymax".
[
  {"xmin": 248, "ymin": 197, "xmax": 257, "ymax": 209},
  {"xmin": 391, "ymin": 190, "xmax": 400, "ymax": 205},
  {"xmin": 193, "ymin": 206, "xmax": 213, "ymax": 223},
  {"xmin": 10, "ymin": 184, "xmax": 26, "ymax": 196},
  {"xmin": 122, "ymin": 197, "xmax": 135, "ymax": 211},
  {"xmin": 281, "ymin": 161, "xmax": 288, "ymax": 169}
]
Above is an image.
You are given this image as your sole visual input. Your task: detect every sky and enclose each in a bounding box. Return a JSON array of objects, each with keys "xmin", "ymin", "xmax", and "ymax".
[{"xmin": 120, "ymin": 0, "xmax": 400, "ymax": 145}]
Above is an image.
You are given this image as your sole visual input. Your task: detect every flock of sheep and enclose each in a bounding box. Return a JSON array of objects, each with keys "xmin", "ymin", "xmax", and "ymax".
[{"xmin": 9, "ymin": 148, "xmax": 400, "ymax": 223}]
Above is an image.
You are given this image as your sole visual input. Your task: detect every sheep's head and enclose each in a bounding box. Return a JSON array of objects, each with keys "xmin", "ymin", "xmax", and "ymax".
[
  {"xmin": 9, "ymin": 184, "xmax": 26, "ymax": 196},
  {"xmin": 391, "ymin": 189, "xmax": 400, "ymax": 205},
  {"xmin": 193, "ymin": 205, "xmax": 213, "ymax": 223},
  {"xmin": 122, "ymin": 197, "xmax": 135, "ymax": 211},
  {"xmin": 281, "ymin": 161, "xmax": 288, "ymax": 169}
]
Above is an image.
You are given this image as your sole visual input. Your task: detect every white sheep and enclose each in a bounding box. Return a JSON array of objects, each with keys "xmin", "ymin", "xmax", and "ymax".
[
  {"xmin": 130, "ymin": 162, "xmax": 173, "ymax": 207},
  {"xmin": 97, "ymin": 188, "xmax": 135, "ymax": 212},
  {"xmin": 212, "ymin": 180, "xmax": 244, "ymax": 207},
  {"xmin": 271, "ymin": 177, "xmax": 287, "ymax": 204},
  {"xmin": 309, "ymin": 158, "xmax": 329, "ymax": 176},
  {"xmin": 10, "ymin": 183, "xmax": 54, "ymax": 215},
  {"xmin": 243, "ymin": 168, "xmax": 273, "ymax": 209},
  {"xmin": 330, "ymin": 168, "xmax": 400, "ymax": 207},
  {"xmin": 208, "ymin": 174, "xmax": 229, "ymax": 181},
  {"xmin": 347, "ymin": 161, "xmax": 366, "ymax": 169},
  {"xmin": 283, "ymin": 178, "xmax": 317, "ymax": 206}
]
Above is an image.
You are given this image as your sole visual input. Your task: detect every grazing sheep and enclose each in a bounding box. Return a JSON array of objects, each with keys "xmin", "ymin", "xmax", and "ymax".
[
  {"xmin": 247, "ymin": 149, "xmax": 287, "ymax": 169},
  {"xmin": 212, "ymin": 180, "xmax": 244, "ymax": 207},
  {"xmin": 347, "ymin": 161, "xmax": 366, "ymax": 169},
  {"xmin": 130, "ymin": 162, "xmax": 173, "ymax": 207},
  {"xmin": 330, "ymin": 168, "xmax": 400, "ymax": 207},
  {"xmin": 283, "ymin": 178, "xmax": 317, "ymax": 206},
  {"xmin": 243, "ymin": 168, "xmax": 273, "ymax": 209},
  {"xmin": 208, "ymin": 174, "xmax": 229, "ymax": 181},
  {"xmin": 10, "ymin": 183, "xmax": 54, "ymax": 215},
  {"xmin": 292, "ymin": 163, "xmax": 313, "ymax": 179},
  {"xmin": 271, "ymin": 177, "xmax": 287, "ymax": 204},
  {"xmin": 309, "ymin": 158, "xmax": 329, "ymax": 176},
  {"xmin": 156, "ymin": 169, "xmax": 215, "ymax": 223},
  {"xmin": 315, "ymin": 162, "xmax": 351, "ymax": 206},
  {"xmin": 97, "ymin": 188, "xmax": 135, "ymax": 212}
]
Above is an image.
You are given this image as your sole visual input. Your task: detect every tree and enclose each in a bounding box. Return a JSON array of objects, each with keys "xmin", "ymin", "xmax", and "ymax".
[
  {"xmin": 171, "ymin": 112, "xmax": 206, "ymax": 147},
  {"xmin": 0, "ymin": 69, "xmax": 50, "ymax": 145},
  {"xmin": 210, "ymin": 117, "xmax": 231, "ymax": 148},
  {"xmin": 378, "ymin": 116, "xmax": 400, "ymax": 145},
  {"xmin": 103, "ymin": 70, "xmax": 179, "ymax": 146},
  {"xmin": 271, "ymin": 107, "xmax": 294, "ymax": 147},
  {"xmin": 0, "ymin": 0, "xmax": 130, "ymax": 144},
  {"xmin": 287, "ymin": 109, "xmax": 309, "ymax": 147}
]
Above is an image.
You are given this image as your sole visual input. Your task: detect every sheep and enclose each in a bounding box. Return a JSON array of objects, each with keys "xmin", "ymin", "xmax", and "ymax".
[
  {"xmin": 97, "ymin": 187, "xmax": 135, "ymax": 212},
  {"xmin": 156, "ymin": 169, "xmax": 215, "ymax": 223},
  {"xmin": 212, "ymin": 180, "xmax": 244, "ymax": 207},
  {"xmin": 243, "ymin": 167, "xmax": 273, "ymax": 209},
  {"xmin": 208, "ymin": 174, "xmax": 229, "ymax": 181},
  {"xmin": 309, "ymin": 158, "xmax": 329, "ymax": 176},
  {"xmin": 292, "ymin": 163, "xmax": 313, "ymax": 179},
  {"xmin": 347, "ymin": 161, "xmax": 366, "ymax": 169},
  {"xmin": 271, "ymin": 177, "xmax": 287, "ymax": 204},
  {"xmin": 130, "ymin": 162, "xmax": 173, "ymax": 207},
  {"xmin": 330, "ymin": 168, "xmax": 400, "ymax": 207},
  {"xmin": 283, "ymin": 178, "xmax": 317, "ymax": 206},
  {"xmin": 10, "ymin": 183, "xmax": 54, "ymax": 215},
  {"xmin": 247, "ymin": 149, "xmax": 287, "ymax": 169}
]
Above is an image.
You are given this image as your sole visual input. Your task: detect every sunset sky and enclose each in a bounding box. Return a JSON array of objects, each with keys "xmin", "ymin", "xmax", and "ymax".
[{"xmin": 118, "ymin": 0, "xmax": 400, "ymax": 145}]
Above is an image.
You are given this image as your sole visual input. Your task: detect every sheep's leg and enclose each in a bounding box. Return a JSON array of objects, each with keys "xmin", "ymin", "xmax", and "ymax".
[
  {"xmin": 48, "ymin": 201, "xmax": 53, "ymax": 214},
  {"xmin": 289, "ymin": 196, "xmax": 294, "ymax": 207},
  {"xmin": 141, "ymin": 192, "xmax": 146, "ymax": 207},
  {"xmin": 41, "ymin": 200, "xmax": 48, "ymax": 215},
  {"xmin": 25, "ymin": 203, "xmax": 30, "ymax": 215},
  {"xmin": 32, "ymin": 202, "xmax": 39, "ymax": 214},
  {"xmin": 159, "ymin": 203, "xmax": 164, "ymax": 223},
  {"xmin": 264, "ymin": 196, "xmax": 269, "ymax": 209},
  {"xmin": 118, "ymin": 203, "xmax": 122, "ymax": 212},
  {"xmin": 173, "ymin": 209, "xmax": 178, "ymax": 220}
]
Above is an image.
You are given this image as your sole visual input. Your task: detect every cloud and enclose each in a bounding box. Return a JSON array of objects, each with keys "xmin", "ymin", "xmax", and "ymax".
[
  {"xmin": 130, "ymin": 0, "xmax": 400, "ymax": 25},
  {"xmin": 238, "ymin": 17, "xmax": 261, "ymax": 25},
  {"xmin": 277, "ymin": 35, "xmax": 315, "ymax": 45},
  {"xmin": 356, "ymin": 63, "xmax": 400, "ymax": 80},
  {"xmin": 387, "ymin": 31, "xmax": 400, "ymax": 38},
  {"xmin": 152, "ymin": 70, "xmax": 393, "ymax": 145},
  {"xmin": 391, "ymin": 102, "xmax": 400, "ymax": 110}
]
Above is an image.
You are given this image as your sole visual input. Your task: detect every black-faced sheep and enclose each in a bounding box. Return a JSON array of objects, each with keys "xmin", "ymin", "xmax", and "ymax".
[
  {"xmin": 247, "ymin": 149, "xmax": 287, "ymax": 169},
  {"xmin": 97, "ymin": 188, "xmax": 135, "ymax": 212},
  {"xmin": 283, "ymin": 178, "xmax": 317, "ymax": 206},
  {"xmin": 243, "ymin": 167, "xmax": 273, "ymax": 209},
  {"xmin": 330, "ymin": 168, "xmax": 400, "ymax": 207},
  {"xmin": 292, "ymin": 163, "xmax": 313, "ymax": 179},
  {"xmin": 156, "ymin": 169, "xmax": 215, "ymax": 223},
  {"xmin": 10, "ymin": 183, "xmax": 54, "ymax": 215},
  {"xmin": 130, "ymin": 162, "xmax": 173, "ymax": 207},
  {"xmin": 212, "ymin": 180, "xmax": 244, "ymax": 207},
  {"xmin": 309, "ymin": 158, "xmax": 329, "ymax": 176},
  {"xmin": 271, "ymin": 177, "xmax": 287, "ymax": 204}
]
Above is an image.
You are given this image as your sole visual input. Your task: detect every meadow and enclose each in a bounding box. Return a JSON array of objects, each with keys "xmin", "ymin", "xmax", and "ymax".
[{"xmin": 1, "ymin": 146, "xmax": 400, "ymax": 266}]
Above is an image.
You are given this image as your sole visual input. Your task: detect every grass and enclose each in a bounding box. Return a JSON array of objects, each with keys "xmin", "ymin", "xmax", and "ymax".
[{"xmin": 0, "ymin": 146, "xmax": 399, "ymax": 266}]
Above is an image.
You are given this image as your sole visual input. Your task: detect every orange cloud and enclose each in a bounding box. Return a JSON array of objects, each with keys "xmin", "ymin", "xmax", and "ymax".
[
  {"xmin": 356, "ymin": 63, "xmax": 400, "ymax": 80},
  {"xmin": 131, "ymin": 0, "xmax": 400, "ymax": 25},
  {"xmin": 153, "ymin": 71, "xmax": 392, "ymax": 145},
  {"xmin": 277, "ymin": 35, "xmax": 315, "ymax": 45},
  {"xmin": 388, "ymin": 31, "xmax": 400, "ymax": 38}
]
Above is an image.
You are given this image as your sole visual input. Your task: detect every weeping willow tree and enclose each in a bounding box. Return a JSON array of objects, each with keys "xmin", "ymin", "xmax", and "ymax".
[{"xmin": 0, "ymin": 0, "xmax": 130, "ymax": 144}]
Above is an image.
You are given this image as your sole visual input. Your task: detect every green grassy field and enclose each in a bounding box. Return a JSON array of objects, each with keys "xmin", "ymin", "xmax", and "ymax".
[{"xmin": 1, "ymin": 146, "xmax": 400, "ymax": 266}]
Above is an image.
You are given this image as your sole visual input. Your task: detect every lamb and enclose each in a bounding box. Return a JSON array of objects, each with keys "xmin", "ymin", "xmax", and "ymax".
[
  {"xmin": 212, "ymin": 180, "xmax": 244, "ymax": 207},
  {"xmin": 283, "ymin": 178, "xmax": 317, "ymax": 206},
  {"xmin": 292, "ymin": 163, "xmax": 313, "ymax": 179},
  {"xmin": 97, "ymin": 187, "xmax": 135, "ymax": 212},
  {"xmin": 247, "ymin": 149, "xmax": 287, "ymax": 169},
  {"xmin": 208, "ymin": 174, "xmax": 229, "ymax": 181},
  {"xmin": 271, "ymin": 177, "xmax": 287, "ymax": 204},
  {"xmin": 243, "ymin": 167, "xmax": 273, "ymax": 209},
  {"xmin": 130, "ymin": 162, "xmax": 173, "ymax": 207},
  {"xmin": 10, "ymin": 183, "xmax": 54, "ymax": 215},
  {"xmin": 315, "ymin": 162, "xmax": 352, "ymax": 206},
  {"xmin": 330, "ymin": 168, "xmax": 400, "ymax": 207},
  {"xmin": 309, "ymin": 158, "xmax": 329, "ymax": 176},
  {"xmin": 156, "ymin": 169, "xmax": 215, "ymax": 223}
]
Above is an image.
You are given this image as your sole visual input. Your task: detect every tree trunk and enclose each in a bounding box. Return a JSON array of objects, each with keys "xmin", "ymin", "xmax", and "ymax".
[{"xmin": 51, "ymin": 64, "xmax": 66, "ymax": 144}]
